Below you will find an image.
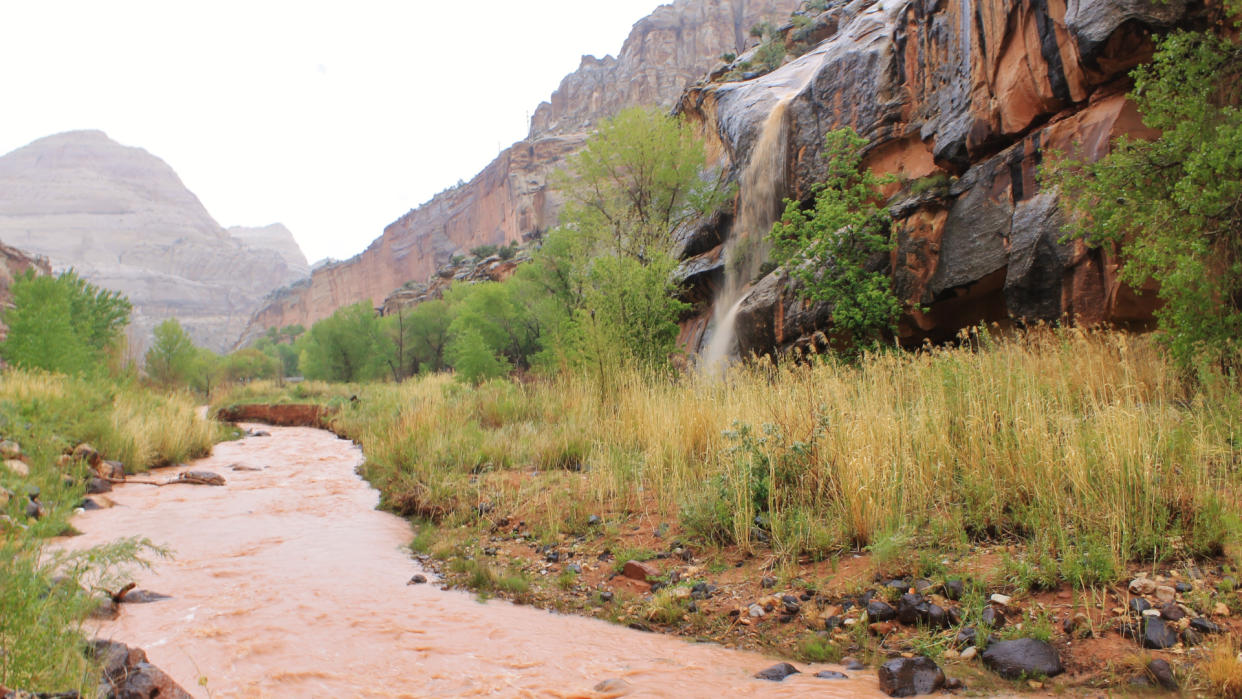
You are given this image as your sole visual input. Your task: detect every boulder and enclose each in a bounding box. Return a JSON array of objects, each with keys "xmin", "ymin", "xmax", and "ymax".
[
  {"xmin": 981, "ymin": 638, "xmax": 1064, "ymax": 679},
  {"xmin": 98, "ymin": 460, "xmax": 125, "ymax": 480},
  {"xmin": 109, "ymin": 662, "xmax": 194, "ymax": 699},
  {"xmin": 867, "ymin": 599, "xmax": 896, "ymax": 622},
  {"xmin": 3, "ymin": 459, "xmax": 28, "ymax": 477},
  {"xmin": 0, "ymin": 439, "xmax": 20, "ymax": 459},
  {"xmin": 1141, "ymin": 617, "xmax": 1179, "ymax": 649},
  {"xmin": 877, "ymin": 656, "xmax": 945, "ymax": 697},
  {"xmin": 1146, "ymin": 659, "xmax": 1178, "ymax": 691},
  {"xmin": 754, "ymin": 662, "xmax": 800, "ymax": 681},
  {"xmin": 621, "ymin": 560, "xmax": 659, "ymax": 583},
  {"xmin": 86, "ymin": 478, "xmax": 112, "ymax": 494},
  {"xmin": 72, "ymin": 443, "xmax": 102, "ymax": 467}
]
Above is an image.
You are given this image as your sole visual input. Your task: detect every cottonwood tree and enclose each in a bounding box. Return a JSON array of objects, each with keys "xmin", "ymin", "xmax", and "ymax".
[
  {"xmin": 298, "ymin": 301, "xmax": 392, "ymax": 382},
  {"xmin": 0, "ymin": 269, "xmax": 131, "ymax": 375}
]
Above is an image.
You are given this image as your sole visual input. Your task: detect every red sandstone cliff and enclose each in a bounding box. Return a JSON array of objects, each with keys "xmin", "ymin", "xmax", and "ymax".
[
  {"xmin": 237, "ymin": 0, "xmax": 802, "ymax": 347},
  {"xmin": 673, "ymin": 0, "xmax": 1189, "ymax": 355}
]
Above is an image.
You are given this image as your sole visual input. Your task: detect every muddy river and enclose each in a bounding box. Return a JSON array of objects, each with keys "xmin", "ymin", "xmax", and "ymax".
[{"xmin": 61, "ymin": 425, "xmax": 877, "ymax": 697}]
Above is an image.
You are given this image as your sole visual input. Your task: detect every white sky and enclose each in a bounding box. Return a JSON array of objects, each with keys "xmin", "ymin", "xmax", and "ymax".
[{"xmin": 0, "ymin": 0, "xmax": 667, "ymax": 263}]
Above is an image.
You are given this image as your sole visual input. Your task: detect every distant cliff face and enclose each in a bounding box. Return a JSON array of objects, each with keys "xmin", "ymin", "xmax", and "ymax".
[
  {"xmin": 0, "ymin": 241, "xmax": 50, "ymax": 343},
  {"xmin": 0, "ymin": 131, "xmax": 308, "ymax": 353},
  {"xmin": 228, "ymin": 224, "xmax": 310, "ymax": 278},
  {"xmin": 675, "ymin": 0, "xmax": 1190, "ymax": 356},
  {"xmin": 237, "ymin": 0, "xmax": 802, "ymax": 345}
]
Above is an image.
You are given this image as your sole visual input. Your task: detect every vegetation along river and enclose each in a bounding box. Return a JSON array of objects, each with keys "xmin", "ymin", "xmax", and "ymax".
[{"xmin": 58, "ymin": 424, "xmax": 876, "ymax": 697}]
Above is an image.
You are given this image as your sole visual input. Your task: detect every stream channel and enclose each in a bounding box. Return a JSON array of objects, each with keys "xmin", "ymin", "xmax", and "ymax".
[{"xmin": 59, "ymin": 424, "xmax": 878, "ymax": 697}]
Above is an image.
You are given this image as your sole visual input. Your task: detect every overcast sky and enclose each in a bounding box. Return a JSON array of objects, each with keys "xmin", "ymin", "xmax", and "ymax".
[{"xmin": 0, "ymin": 0, "xmax": 666, "ymax": 263}]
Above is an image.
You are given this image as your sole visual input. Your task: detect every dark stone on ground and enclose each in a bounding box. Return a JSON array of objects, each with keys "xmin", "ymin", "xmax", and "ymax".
[
  {"xmin": 945, "ymin": 677, "xmax": 965, "ymax": 690},
  {"xmin": 1142, "ymin": 617, "xmax": 1179, "ymax": 649},
  {"xmin": 1129, "ymin": 597, "xmax": 1151, "ymax": 615},
  {"xmin": 81, "ymin": 498, "xmax": 103, "ymax": 511},
  {"xmin": 943, "ymin": 579, "xmax": 964, "ymax": 600},
  {"xmin": 924, "ymin": 603, "xmax": 947, "ymax": 628},
  {"xmin": 85, "ymin": 478, "xmax": 112, "ymax": 494},
  {"xmin": 1191, "ymin": 617, "xmax": 1222, "ymax": 634},
  {"xmin": 947, "ymin": 607, "xmax": 963, "ymax": 626},
  {"xmin": 754, "ymin": 662, "xmax": 800, "ymax": 681},
  {"xmin": 878, "ymin": 656, "xmax": 945, "ymax": 697},
  {"xmin": 760, "ymin": 576, "xmax": 777, "ymax": 588},
  {"xmin": 816, "ymin": 670, "xmax": 849, "ymax": 679},
  {"xmin": 110, "ymin": 662, "xmax": 193, "ymax": 698},
  {"xmin": 980, "ymin": 606, "xmax": 1006, "ymax": 629},
  {"xmin": 600, "ymin": 591, "xmax": 614, "ymax": 602},
  {"xmin": 825, "ymin": 615, "xmax": 843, "ymax": 629},
  {"xmin": 407, "ymin": 574, "xmax": 427, "ymax": 585},
  {"xmin": 954, "ymin": 627, "xmax": 977, "ymax": 648},
  {"xmin": 587, "ymin": 514, "xmax": 601, "ymax": 526},
  {"xmin": 25, "ymin": 500, "xmax": 42, "ymax": 519},
  {"xmin": 782, "ymin": 595, "xmax": 801, "ymax": 614},
  {"xmin": 1147, "ymin": 659, "xmax": 1178, "ymax": 690},
  {"xmin": 1181, "ymin": 628, "xmax": 1204, "ymax": 647},
  {"xmin": 843, "ymin": 657, "xmax": 866, "ymax": 671},
  {"xmin": 1161, "ymin": 603, "xmax": 1185, "ymax": 621},
  {"xmin": 1175, "ymin": 581, "xmax": 1193, "ymax": 593},
  {"xmin": 868, "ymin": 599, "xmax": 897, "ymax": 621},
  {"xmin": 896, "ymin": 593, "xmax": 926, "ymax": 625},
  {"xmin": 886, "ymin": 579, "xmax": 910, "ymax": 592},
  {"xmin": 981, "ymin": 638, "xmax": 1064, "ymax": 679},
  {"xmin": 914, "ymin": 579, "xmax": 934, "ymax": 593},
  {"xmin": 778, "ymin": 614, "xmax": 794, "ymax": 623}
]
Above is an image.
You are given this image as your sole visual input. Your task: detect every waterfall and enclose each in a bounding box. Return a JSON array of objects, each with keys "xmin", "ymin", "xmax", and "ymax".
[{"xmin": 699, "ymin": 97, "xmax": 795, "ymax": 374}]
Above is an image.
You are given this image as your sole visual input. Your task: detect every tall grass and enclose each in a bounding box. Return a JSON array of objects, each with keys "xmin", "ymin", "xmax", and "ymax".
[
  {"xmin": 228, "ymin": 327, "xmax": 1241, "ymax": 582},
  {"xmin": 0, "ymin": 369, "xmax": 216, "ymax": 690}
]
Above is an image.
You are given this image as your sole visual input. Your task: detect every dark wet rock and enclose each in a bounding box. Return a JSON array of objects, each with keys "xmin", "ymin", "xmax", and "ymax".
[
  {"xmin": 1180, "ymin": 628, "xmax": 1204, "ymax": 647},
  {"xmin": 1147, "ymin": 659, "xmax": 1178, "ymax": 690},
  {"xmin": 1191, "ymin": 617, "xmax": 1222, "ymax": 634},
  {"xmin": 896, "ymin": 593, "xmax": 926, "ymax": 625},
  {"xmin": 81, "ymin": 497, "xmax": 104, "ymax": 511},
  {"xmin": 943, "ymin": 579, "xmax": 964, "ymax": 601},
  {"xmin": 954, "ymin": 626, "xmax": 978, "ymax": 648},
  {"xmin": 1141, "ymin": 617, "xmax": 1179, "ymax": 649},
  {"xmin": 587, "ymin": 514, "xmax": 601, "ymax": 526},
  {"xmin": 73, "ymin": 443, "xmax": 101, "ymax": 467},
  {"xmin": 600, "ymin": 590, "xmax": 614, "ymax": 602},
  {"xmin": 407, "ymin": 574, "xmax": 428, "ymax": 585},
  {"xmin": 980, "ymin": 606, "xmax": 1006, "ymax": 629},
  {"xmin": 90, "ymin": 598, "xmax": 119, "ymax": 620},
  {"xmin": 914, "ymin": 579, "xmax": 934, "ymax": 593},
  {"xmin": 868, "ymin": 599, "xmax": 897, "ymax": 622},
  {"xmin": 944, "ymin": 676, "xmax": 966, "ymax": 691},
  {"xmin": 947, "ymin": 607, "xmax": 963, "ymax": 626},
  {"xmin": 86, "ymin": 477, "xmax": 112, "ymax": 494},
  {"xmin": 760, "ymin": 576, "xmax": 777, "ymax": 588},
  {"xmin": 567, "ymin": 563, "xmax": 582, "ymax": 575},
  {"xmin": 1175, "ymin": 581, "xmax": 1193, "ymax": 593},
  {"xmin": 754, "ymin": 662, "xmax": 800, "ymax": 681},
  {"xmin": 691, "ymin": 582, "xmax": 712, "ymax": 600},
  {"xmin": 816, "ymin": 670, "xmax": 849, "ymax": 679},
  {"xmin": 121, "ymin": 589, "xmax": 172, "ymax": 604},
  {"xmin": 886, "ymin": 579, "xmax": 910, "ymax": 592},
  {"xmin": 981, "ymin": 638, "xmax": 1064, "ymax": 679},
  {"xmin": 924, "ymin": 604, "xmax": 947, "ymax": 628},
  {"xmin": 545, "ymin": 551, "xmax": 560, "ymax": 563},
  {"xmin": 878, "ymin": 656, "xmax": 945, "ymax": 697},
  {"xmin": 109, "ymin": 661, "xmax": 193, "ymax": 698},
  {"xmin": 824, "ymin": 615, "xmax": 843, "ymax": 630},
  {"xmin": 1161, "ymin": 603, "xmax": 1185, "ymax": 621},
  {"xmin": 1129, "ymin": 597, "xmax": 1151, "ymax": 615},
  {"xmin": 24, "ymin": 499, "xmax": 43, "ymax": 520},
  {"xmin": 781, "ymin": 595, "xmax": 801, "ymax": 614},
  {"xmin": 843, "ymin": 657, "xmax": 866, "ymax": 671}
]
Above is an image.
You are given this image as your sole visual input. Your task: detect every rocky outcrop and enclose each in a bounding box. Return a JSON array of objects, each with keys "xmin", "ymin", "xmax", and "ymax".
[
  {"xmin": 0, "ymin": 241, "xmax": 50, "ymax": 343},
  {"xmin": 228, "ymin": 224, "xmax": 310, "ymax": 278},
  {"xmin": 216, "ymin": 403, "xmax": 333, "ymax": 429},
  {"xmin": 676, "ymin": 0, "xmax": 1188, "ymax": 355},
  {"xmin": 238, "ymin": 0, "xmax": 802, "ymax": 343},
  {"xmin": 0, "ymin": 131, "xmax": 309, "ymax": 353}
]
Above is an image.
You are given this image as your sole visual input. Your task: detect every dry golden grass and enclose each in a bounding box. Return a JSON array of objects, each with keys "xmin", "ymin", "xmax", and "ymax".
[
  {"xmin": 1201, "ymin": 638, "xmax": 1242, "ymax": 698},
  {"xmin": 236, "ymin": 327, "xmax": 1241, "ymax": 581}
]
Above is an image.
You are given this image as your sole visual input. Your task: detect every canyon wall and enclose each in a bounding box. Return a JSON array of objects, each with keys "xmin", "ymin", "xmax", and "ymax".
[
  {"xmin": 675, "ymin": 0, "xmax": 1188, "ymax": 355},
  {"xmin": 0, "ymin": 131, "xmax": 308, "ymax": 353},
  {"xmin": 237, "ymin": 0, "xmax": 802, "ymax": 347}
]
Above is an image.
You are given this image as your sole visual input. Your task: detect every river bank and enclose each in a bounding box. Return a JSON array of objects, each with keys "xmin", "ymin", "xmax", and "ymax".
[
  {"xmin": 212, "ymin": 328, "xmax": 1242, "ymax": 695},
  {"xmin": 59, "ymin": 423, "xmax": 877, "ymax": 697}
]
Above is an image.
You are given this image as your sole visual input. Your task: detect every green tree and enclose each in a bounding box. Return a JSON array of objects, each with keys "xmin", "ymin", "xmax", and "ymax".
[
  {"xmin": 769, "ymin": 128, "xmax": 901, "ymax": 354},
  {"xmin": 0, "ymin": 269, "xmax": 130, "ymax": 375},
  {"xmin": 1051, "ymin": 11, "xmax": 1242, "ymax": 376},
  {"xmin": 299, "ymin": 301, "xmax": 392, "ymax": 382},
  {"xmin": 447, "ymin": 326, "xmax": 510, "ymax": 384},
  {"xmin": 145, "ymin": 318, "xmax": 197, "ymax": 387},
  {"xmin": 446, "ymin": 282, "xmax": 541, "ymax": 371},
  {"xmin": 186, "ymin": 348, "xmax": 226, "ymax": 397},
  {"xmin": 404, "ymin": 299, "xmax": 454, "ymax": 375},
  {"xmin": 224, "ymin": 348, "xmax": 280, "ymax": 383},
  {"xmin": 535, "ymin": 107, "xmax": 724, "ymax": 371}
]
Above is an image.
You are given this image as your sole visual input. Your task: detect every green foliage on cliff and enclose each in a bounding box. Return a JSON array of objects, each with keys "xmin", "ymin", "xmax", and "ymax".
[
  {"xmin": 1052, "ymin": 13, "xmax": 1242, "ymax": 378},
  {"xmin": 0, "ymin": 269, "xmax": 130, "ymax": 375},
  {"xmin": 769, "ymin": 128, "xmax": 900, "ymax": 354}
]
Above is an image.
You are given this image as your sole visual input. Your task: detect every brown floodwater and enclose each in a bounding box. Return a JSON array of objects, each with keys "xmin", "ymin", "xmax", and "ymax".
[{"xmin": 59, "ymin": 425, "xmax": 879, "ymax": 698}]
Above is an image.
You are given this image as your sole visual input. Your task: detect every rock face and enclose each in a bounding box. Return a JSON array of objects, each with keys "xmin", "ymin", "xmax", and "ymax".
[
  {"xmin": 238, "ymin": 0, "xmax": 801, "ymax": 344},
  {"xmin": 0, "ymin": 240, "xmax": 50, "ymax": 343},
  {"xmin": 981, "ymin": 638, "xmax": 1064, "ymax": 679},
  {"xmin": 228, "ymin": 224, "xmax": 310, "ymax": 278},
  {"xmin": 676, "ymin": 0, "xmax": 1189, "ymax": 356},
  {"xmin": 0, "ymin": 131, "xmax": 309, "ymax": 352}
]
